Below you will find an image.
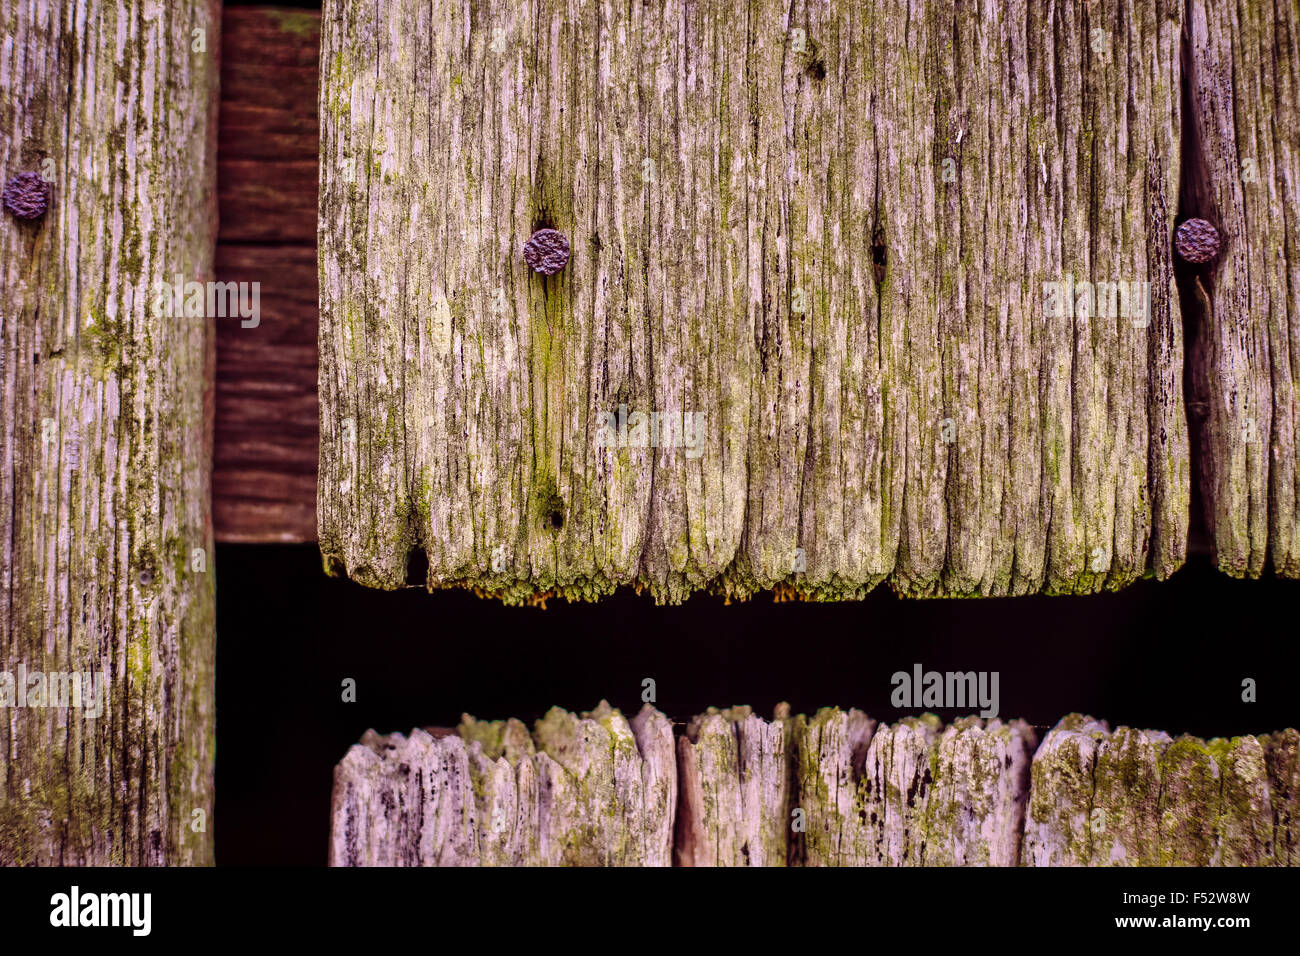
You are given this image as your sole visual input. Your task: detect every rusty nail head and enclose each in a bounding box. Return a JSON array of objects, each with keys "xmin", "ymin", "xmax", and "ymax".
[
  {"xmin": 523, "ymin": 228, "xmax": 570, "ymax": 275},
  {"xmin": 1175, "ymin": 218, "xmax": 1220, "ymax": 264},
  {"xmin": 2, "ymin": 172, "xmax": 50, "ymax": 221}
]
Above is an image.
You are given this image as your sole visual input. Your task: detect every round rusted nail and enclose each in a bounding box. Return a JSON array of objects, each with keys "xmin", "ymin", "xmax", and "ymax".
[
  {"xmin": 2, "ymin": 171, "xmax": 51, "ymax": 221},
  {"xmin": 1175, "ymin": 217, "xmax": 1220, "ymax": 264},
  {"xmin": 523, "ymin": 228, "xmax": 570, "ymax": 275}
]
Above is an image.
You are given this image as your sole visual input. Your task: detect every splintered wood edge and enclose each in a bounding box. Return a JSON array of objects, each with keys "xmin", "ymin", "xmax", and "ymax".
[{"xmin": 330, "ymin": 705, "xmax": 1300, "ymax": 867}]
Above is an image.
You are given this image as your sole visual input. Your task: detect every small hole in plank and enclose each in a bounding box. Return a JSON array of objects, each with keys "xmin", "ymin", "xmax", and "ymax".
[
  {"xmin": 405, "ymin": 547, "xmax": 429, "ymax": 587},
  {"xmin": 872, "ymin": 228, "xmax": 887, "ymax": 285}
]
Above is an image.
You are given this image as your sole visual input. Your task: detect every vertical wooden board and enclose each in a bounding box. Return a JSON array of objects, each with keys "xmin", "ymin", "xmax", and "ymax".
[
  {"xmin": 675, "ymin": 705, "xmax": 795, "ymax": 866},
  {"xmin": 778, "ymin": 0, "xmax": 1185, "ymax": 598},
  {"xmin": 1185, "ymin": 0, "xmax": 1300, "ymax": 578},
  {"xmin": 1209, "ymin": 735, "xmax": 1275, "ymax": 866},
  {"xmin": 1158, "ymin": 736, "xmax": 1225, "ymax": 866},
  {"xmin": 939, "ymin": 1, "xmax": 1008, "ymax": 596},
  {"xmin": 1262, "ymin": 728, "xmax": 1300, "ymax": 865},
  {"xmin": 318, "ymin": 0, "xmax": 413, "ymax": 587},
  {"xmin": 793, "ymin": 707, "xmax": 876, "ymax": 866},
  {"xmin": 330, "ymin": 703, "xmax": 675, "ymax": 866},
  {"xmin": 734, "ymin": 0, "xmax": 809, "ymax": 593},
  {"xmin": 329, "ymin": 728, "xmax": 483, "ymax": 866},
  {"xmin": 1022, "ymin": 715, "xmax": 1107, "ymax": 866},
  {"xmin": 1090, "ymin": 726, "xmax": 1170, "ymax": 865},
  {"xmin": 923, "ymin": 718, "xmax": 1037, "ymax": 866},
  {"xmin": 674, "ymin": 710, "xmax": 749, "ymax": 866},
  {"xmin": 640, "ymin": 0, "xmax": 755, "ymax": 600},
  {"xmin": 1140, "ymin": 0, "xmax": 1192, "ymax": 580},
  {"xmin": 1010, "ymin": 0, "xmax": 1186, "ymax": 595},
  {"xmin": 319, "ymin": 0, "xmax": 1190, "ymax": 602},
  {"xmin": 785, "ymin": 4, "xmax": 888, "ymax": 600},
  {"xmin": 872, "ymin": 0, "xmax": 945, "ymax": 595},
  {"xmin": 1026, "ymin": 717, "xmax": 1281, "ymax": 866},
  {"xmin": 863, "ymin": 716, "xmax": 943, "ymax": 864},
  {"xmin": 1266, "ymin": 0, "xmax": 1300, "ymax": 578},
  {"xmin": 0, "ymin": 0, "xmax": 218, "ymax": 864}
]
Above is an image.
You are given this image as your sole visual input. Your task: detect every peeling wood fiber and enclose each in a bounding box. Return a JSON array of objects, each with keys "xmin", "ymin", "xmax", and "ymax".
[
  {"xmin": 0, "ymin": 0, "xmax": 218, "ymax": 864},
  {"xmin": 331, "ymin": 706, "xmax": 1300, "ymax": 867},
  {"xmin": 317, "ymin": 0, "xmax": 1211, "ymax": 603}
]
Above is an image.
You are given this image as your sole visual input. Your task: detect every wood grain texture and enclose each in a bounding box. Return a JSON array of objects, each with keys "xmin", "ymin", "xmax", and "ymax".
[
  {"xmin": 214, "ymin": 243, "xmax": 318, "ymax": 541},
  {"xmin": 214, "ymin": 6, "xmax": 319, "ymax": 542},
  {"xmin": 217, "ymin": 7, "xmax": 318, "ymax": 243},
  {"xmin": 1183, "ymin": 0, "xmax": 1300, "ymax": 578},
  {"xmin": 1023, "ymin": 716, "xmax": 1297, "ymax": 866},
  {"xmin": 318, "ymin": 0, "xmax": 1191, "ymax": 603},
  {"xmin": 0, "ymin": 0, "xmax": 218, "ymax": 864},
  {"xmin": 333, "ymin": 706, "xmax": 1296, "ymax": 866},
  {"xmin": 329, "ymin": 702, "xmax": 676, "ymax": 866},
  {"xmin": 674, "ymin": 704, "xmax": 795, "ymax": 866},
  {"xmin": 675, "ymin": 707, "xmax": 1035, "ymax": 866}
]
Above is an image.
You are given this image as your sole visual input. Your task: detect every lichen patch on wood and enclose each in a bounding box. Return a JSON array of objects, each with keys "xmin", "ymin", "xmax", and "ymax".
[{"xmin": 1024, "ymin": 716, "xmax": 1295, "ymax": 867}]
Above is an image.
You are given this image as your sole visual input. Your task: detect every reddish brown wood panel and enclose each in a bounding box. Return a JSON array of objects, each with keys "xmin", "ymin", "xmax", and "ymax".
[{"xmin": 214, "ymin": 7, "xmax": 320, "ymax": 542}]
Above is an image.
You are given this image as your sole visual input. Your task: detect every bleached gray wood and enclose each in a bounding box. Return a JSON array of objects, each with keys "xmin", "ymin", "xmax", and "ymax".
[
  {"xmin": 329, "ymin": 702, "xmax": 675, "ymax": 866},
  {"xmin": 0, "ymin": 0, "xmax": 219, "ymax": 865},
  {"xmin": 1183, "ymin": 0, "xmax": 1300, "ymax": 577},
  {"xmin": 674, "ymin": 705, "xmax": 796, "ymax": 866},
  {"xmin": 794, "ymin": 711, "xmax": 1035, "ymax": 866},
  {"xmin": 335, "ymin": 706, "xmax": 1298, "ymax": 867},
  {"xmin": 1262, "ymin": 729, "xmax": 1300, "ymax": 865},
  {"xmin": 317, "ymin": 0, "xmax": 1191, "ymax": 603}
]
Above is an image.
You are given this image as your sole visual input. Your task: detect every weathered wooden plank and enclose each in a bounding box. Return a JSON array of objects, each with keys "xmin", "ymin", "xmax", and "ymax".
[
  {"xmin": 214, "ymin": 7, "xmax": 320, "ymax": 542},
  {"xmin": 1023, "ymin": 715, "xmax": 1289, "ymax": 866},
  {"xmin": 1262, "ymin": 728, "xmax": 1300, "ymax": 865},
  {"xmin": 329, "ymin": 702, "xmax": 675, "ymax": 866},
  {"xmin": 784, "ymin": 709, "xmax": 1032, "ymax": 865},
  {"xmin": 318, "ymin": 0, "xmax": 1191, "ymax": 603},
  {"xmin": 0, "ymin": 0, "xmax": 219, "ymax": 864},
  {"xmin": 335, "ymin": 706, "xmax": 1294, "ymax": 866},
  {"xmin": 1183, "ymin": 0, "xmax": 1300, "ymax": 578},
  {"xmin": 674, "ymin": 705, "xmax": 795, "ymax": 866}
]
